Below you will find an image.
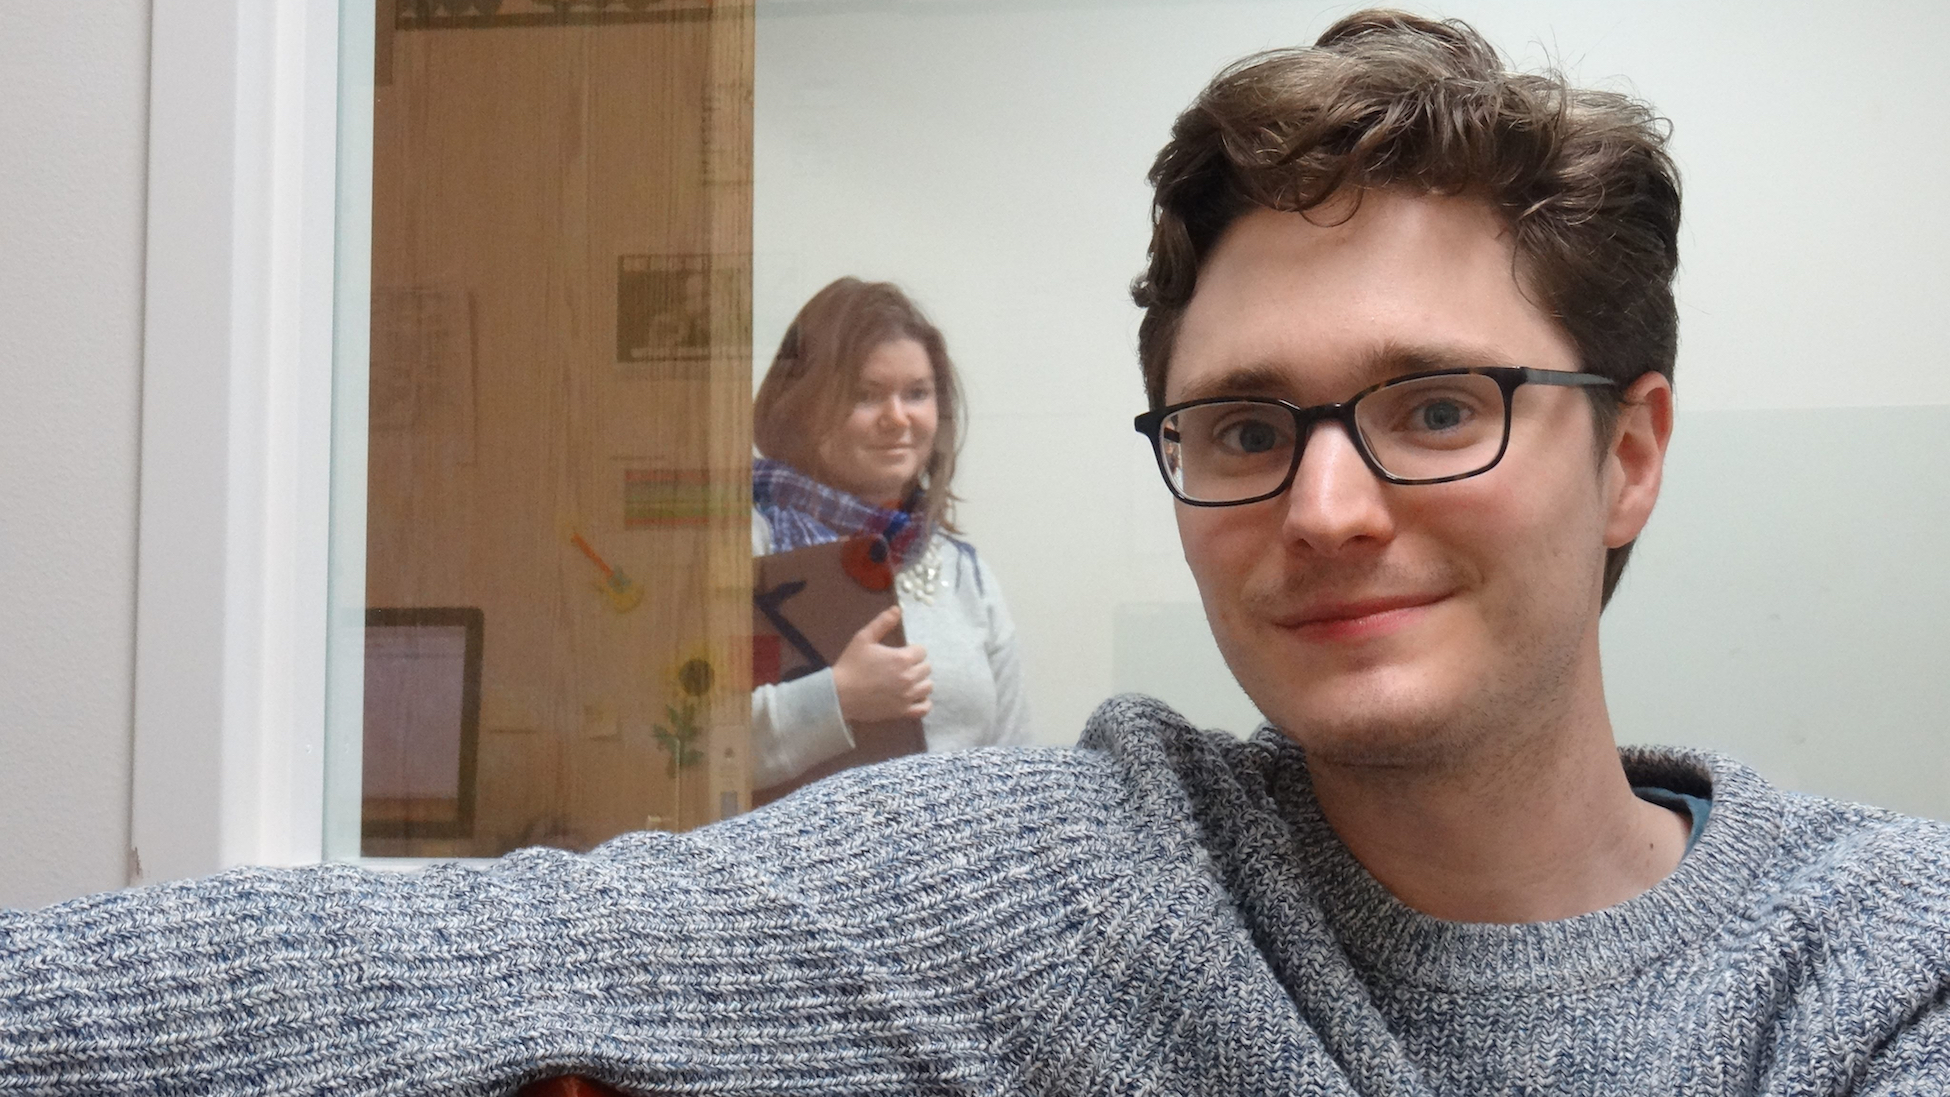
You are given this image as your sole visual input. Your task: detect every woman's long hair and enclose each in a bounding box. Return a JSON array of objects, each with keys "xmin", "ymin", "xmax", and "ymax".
[{"xmin": 754, "ymin": 277, "xmax": 965, "ymax": 533}]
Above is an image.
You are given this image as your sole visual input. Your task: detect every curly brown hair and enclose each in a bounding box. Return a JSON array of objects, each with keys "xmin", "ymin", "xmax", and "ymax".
[
  {"xmin": 754, "ymin": 277, "xmax": 964, "ymax": 533},
  {"xmin": 1131, "ymin": 9, "xmax": 1681, "ymax": 603}
]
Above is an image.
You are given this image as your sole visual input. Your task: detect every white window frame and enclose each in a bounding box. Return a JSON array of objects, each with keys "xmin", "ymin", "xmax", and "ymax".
[{"xmin": 130, "ymin": 0, "xmax": 367, "ymax": 882}]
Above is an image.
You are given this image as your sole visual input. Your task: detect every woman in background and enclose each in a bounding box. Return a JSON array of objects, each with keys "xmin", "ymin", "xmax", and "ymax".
[{"xmin": 751, "ymin": 277, "xmax": 1031, "ymax": 788}]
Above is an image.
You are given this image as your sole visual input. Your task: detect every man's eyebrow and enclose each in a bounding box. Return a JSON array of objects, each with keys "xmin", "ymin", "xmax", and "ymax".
[
  {"xmin": 1171, "ymin": 344, "xmax": 1513, "ymax": 406},
  {"xmin": 1172, "ymin": 365, "xmax": 1295, "ymax": 404},
  {"xmin": 1364, "ymin": 342, "xmax": 1510, "ymax": 375}
]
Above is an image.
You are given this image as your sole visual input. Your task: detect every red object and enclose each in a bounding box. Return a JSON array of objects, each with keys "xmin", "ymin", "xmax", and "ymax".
[
  {"xmin": 519, "ymin": 1077, "xmax": 629, "ymax": 1097},
  {"xmin": 839, "ymin": 535, "xmax": 893, "ymax": 592},
  {"xmin": 752, "ymin": 632, "xmax": 781, "ymax": 685}
]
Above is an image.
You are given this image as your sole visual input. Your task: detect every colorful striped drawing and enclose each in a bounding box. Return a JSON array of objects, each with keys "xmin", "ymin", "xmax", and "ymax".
[{"xmin": 623, "ymin": 468, "xmax": 743, "ymax": 528}]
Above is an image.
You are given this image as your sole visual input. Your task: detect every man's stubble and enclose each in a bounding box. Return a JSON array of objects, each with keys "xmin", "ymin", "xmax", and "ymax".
[{"xmin": 1229, "ymin": 547, "xmax": 1596, "ymax": 783}]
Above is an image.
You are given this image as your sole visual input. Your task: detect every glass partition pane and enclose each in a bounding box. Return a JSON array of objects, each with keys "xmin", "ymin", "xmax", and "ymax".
[{"xmin": 331, "ymin": 0, "xmax": 754, "ymax": 860}]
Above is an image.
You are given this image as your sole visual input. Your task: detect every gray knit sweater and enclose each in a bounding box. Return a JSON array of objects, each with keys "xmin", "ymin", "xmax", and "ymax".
[{"xmin": 4, "ymin": 695, "xmax": 1949, "ymax": 1095}]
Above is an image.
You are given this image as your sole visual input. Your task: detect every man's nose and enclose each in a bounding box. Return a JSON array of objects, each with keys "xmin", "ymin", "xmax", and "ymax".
[{"xmin": 1281, "ymin": 420, "xmax": 1394, "ymax": 554}]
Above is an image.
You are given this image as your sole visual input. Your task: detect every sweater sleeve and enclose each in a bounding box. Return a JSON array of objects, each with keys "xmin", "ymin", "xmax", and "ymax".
[
  {"xmin": 0, "ymin": 751, "xmax": 1128, "ymax": 1097},
  {"xmin": 749, "ymin": 669, "xmax": 856, "ymax": 787},
  {"xmin": 975, "ymin": 554, "xmax": 1033, "ymax": 747},
  {"xmin": 748, "ymin": 508, "xmax": 858, "ymax": 786}
]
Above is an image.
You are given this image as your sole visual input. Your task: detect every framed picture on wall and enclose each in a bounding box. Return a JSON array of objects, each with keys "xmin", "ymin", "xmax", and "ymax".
[
  {"xmin": 616, "ymin": 253, "xmax": 750, "ymax": 373},
  {"xmin": 394, "ymin": 0, "xmax": 718, "ymax": 32},
  {"xmin": 362, "ymin": 606, "xmax": 485, "ymax": 843},
  {"xmin": 617, "ymin": 253, "xmax": 714, "ymax": 367}
]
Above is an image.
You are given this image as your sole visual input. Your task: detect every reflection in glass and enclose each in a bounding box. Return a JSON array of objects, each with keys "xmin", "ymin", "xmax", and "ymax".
[
  {"xmin": 361, "ymin": 608, "xmax": 482, "ymax": 843},
  {"xmin": 749, "ymin": 279, "xmax": 1032, "ymax": 801},
  {"xmin": 357, "ymin": 1, "xmax": 753, "ymax": 857}
]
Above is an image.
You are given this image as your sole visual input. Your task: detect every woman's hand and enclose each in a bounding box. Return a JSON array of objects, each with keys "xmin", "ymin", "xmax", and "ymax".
[{"xmin": 831, "ymin": 605, "xmax": 932, "ymax": 723}]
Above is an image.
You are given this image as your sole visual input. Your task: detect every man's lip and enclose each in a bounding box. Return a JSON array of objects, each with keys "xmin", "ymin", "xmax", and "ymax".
[{"xmin": 1277, "ymin": 593, "xmax": 1450, "ymax": 628}]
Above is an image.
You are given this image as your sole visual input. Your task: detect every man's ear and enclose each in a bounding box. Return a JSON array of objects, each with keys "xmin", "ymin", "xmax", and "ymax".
[{"xmin": 1603, "ymin": 372, "xmax": 1673, "ymax": 549}]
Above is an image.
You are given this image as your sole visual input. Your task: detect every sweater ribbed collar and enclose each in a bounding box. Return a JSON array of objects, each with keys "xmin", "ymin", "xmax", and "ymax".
[
  {"xmin": 1249, "ymin": 731, "xmax": 1786, "ymax": 993},
  {"xmin": 1085, "ymin": 696, "xmax": 1791, "ymax": 998}
]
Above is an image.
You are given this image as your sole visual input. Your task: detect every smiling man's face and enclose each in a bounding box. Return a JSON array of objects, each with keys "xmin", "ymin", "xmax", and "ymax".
[{"xmin": 1169, "ymin": 192, "xmax": 1638, "ymax": 768}]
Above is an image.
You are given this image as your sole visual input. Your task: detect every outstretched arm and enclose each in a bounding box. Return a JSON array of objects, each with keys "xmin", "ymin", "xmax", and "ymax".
[{"xmin": 0, "ymin": 760, "xmax": 1073, "ymax": 1097}]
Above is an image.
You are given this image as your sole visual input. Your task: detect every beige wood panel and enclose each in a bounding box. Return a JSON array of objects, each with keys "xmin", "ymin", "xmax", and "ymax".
[{"xmin": 366, "ymin": 2, "xmax": 753, "ymax": 857}]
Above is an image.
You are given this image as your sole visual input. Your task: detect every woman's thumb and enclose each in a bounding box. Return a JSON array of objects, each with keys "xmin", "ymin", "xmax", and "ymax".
[{"xmin": 859, "ymin": 603, "xmax": 903, "ymax": 643}]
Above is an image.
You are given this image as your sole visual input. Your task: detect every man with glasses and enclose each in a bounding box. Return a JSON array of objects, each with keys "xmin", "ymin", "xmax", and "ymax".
[{"xmin": 4, "ymin": 10, "xmax": 1946, "ymax": 1095}]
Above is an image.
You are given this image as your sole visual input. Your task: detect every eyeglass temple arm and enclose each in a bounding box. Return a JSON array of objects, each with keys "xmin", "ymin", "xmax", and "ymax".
[{"xmin": 1518, "ymin": 368, "xmax": 1617, "ymax": 389}]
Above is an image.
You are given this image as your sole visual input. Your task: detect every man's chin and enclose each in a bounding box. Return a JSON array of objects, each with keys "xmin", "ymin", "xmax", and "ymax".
[
  {"xmin": 1252, "ymin": 672, "xmax": 1480, "ymax": 771},
  {"xmin": 1274, "ymin": 716, "xmax": 1468, "ymax": 771}
]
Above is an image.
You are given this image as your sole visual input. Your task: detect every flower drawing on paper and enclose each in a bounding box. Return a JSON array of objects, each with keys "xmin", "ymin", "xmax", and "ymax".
[{"xmin": 653, "ymin": 647, "xmax": 718, "ymax": 778}]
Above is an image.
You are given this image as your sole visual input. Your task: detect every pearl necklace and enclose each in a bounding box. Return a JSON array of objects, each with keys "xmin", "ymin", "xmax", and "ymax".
[{"xmin": 896, "ymin": 540, "xmax": 944, "ymax": 605}]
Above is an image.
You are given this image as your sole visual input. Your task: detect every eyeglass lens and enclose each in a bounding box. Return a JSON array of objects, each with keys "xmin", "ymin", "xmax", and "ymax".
[{"xmin": 1159, "ymin": 373, "xmax": 1510, "ymax": 502}]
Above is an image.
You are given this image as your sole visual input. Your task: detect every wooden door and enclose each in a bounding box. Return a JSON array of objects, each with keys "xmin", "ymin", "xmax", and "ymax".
[{"xmin": 363, "ymin": 0, "xmax": 753, "ymax": 857}]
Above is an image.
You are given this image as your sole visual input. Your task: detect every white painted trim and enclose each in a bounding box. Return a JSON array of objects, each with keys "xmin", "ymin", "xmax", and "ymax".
[
  {"xmin": 131, "ymin": 0, "xmax": 341, "ymax": 884},
  {"xmin": 322, "ymin": 0, "xmax": 374, "ymax": 864}
]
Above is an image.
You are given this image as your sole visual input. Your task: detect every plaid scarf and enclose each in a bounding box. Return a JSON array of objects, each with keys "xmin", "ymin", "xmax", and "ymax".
[{"xmin": 752, "ymin": 458, "xmax": 932, "ymax": 564}]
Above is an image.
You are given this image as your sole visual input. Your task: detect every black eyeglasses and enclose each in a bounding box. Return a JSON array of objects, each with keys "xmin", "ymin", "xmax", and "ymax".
[{"xmin": 1133, "ymin": 367, "xmax": 1617, "ymax": 507}]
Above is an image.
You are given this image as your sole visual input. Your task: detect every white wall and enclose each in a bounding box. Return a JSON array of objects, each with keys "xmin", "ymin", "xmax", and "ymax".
[
  {"xmin": 755, "ymin": 0, "xmax": 1950, "ymax": 817},
  {"xmin": 1602, "ymin": 407, "xmax": 1950, "ymax": 821},
  {"xmin": 0, "ymin": 2, "xmax": 153, "ymax": 907}
]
